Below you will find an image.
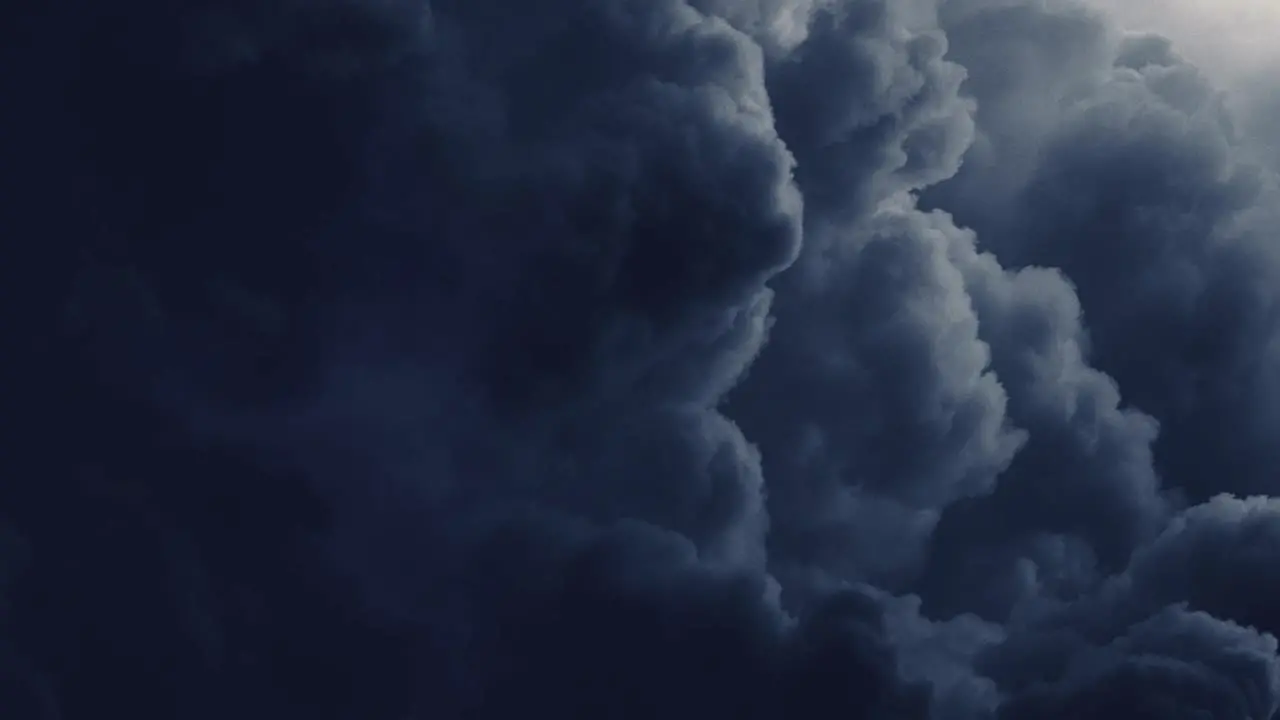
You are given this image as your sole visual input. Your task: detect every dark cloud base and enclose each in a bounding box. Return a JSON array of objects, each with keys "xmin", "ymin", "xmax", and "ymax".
[{"xmin": 5, "ymin": 0, "xmax": 1280, "ymax": 718}]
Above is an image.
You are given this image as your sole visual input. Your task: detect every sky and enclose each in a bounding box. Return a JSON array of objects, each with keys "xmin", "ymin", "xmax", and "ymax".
[{"xmin": 5, "ymin": 0, "xmax": 1280, "ymax": 718}]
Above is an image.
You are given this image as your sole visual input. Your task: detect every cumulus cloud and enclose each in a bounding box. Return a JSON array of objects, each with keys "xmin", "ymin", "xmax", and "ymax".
[
  {"xmin": 928, "ymin": 0, "xmax": 1280, "ymax": 504},
  {"xmin": 9, "ymin": 0, "xmax": 1280, "ymax": 718},
  {"xmin": 995, "ymin": 605, "xmax": 1280, "ymax": 720}
]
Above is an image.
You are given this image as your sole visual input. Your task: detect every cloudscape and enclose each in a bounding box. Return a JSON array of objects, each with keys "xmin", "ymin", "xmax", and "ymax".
[{"xmin": 5, "ymin": 0, "xmax": 1280, "ymax": 717}]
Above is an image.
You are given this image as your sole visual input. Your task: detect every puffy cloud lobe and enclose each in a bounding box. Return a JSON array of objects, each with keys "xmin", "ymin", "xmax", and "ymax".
[
  {"xmin": 1111, "ymin": 495, "xmax": 1280, "ymax": 637},
  {"xmin": 929, "ymin": 0, "xmax": 1115, "ymax": 205},
  {"xmin": 759, "ymin": 195, "xmax": 1174, "ymax": 619},
  {"xmin": 996, "ymin": 606, "xmax": 1280, "ymax": 720},
  {"xmin": 881, "ymin": 594, "xmax": 1006, "ymax": 720},
  {"xmin": 724, "ymin": 0, "xmax": 1013, "ymax": 591},
  {"xmin": 768, "ymin": 0, "xmax": 974, "ymax": 226},
  {"xmin": 916, "ymin": 216, "xmax": 1171, "ymax": 618},
  {"xmin": 977, "ymin": 494, "xmax": 1280, "ymax": 720},
  {"xmin": 730, "ymin": 197, "xmax": 1024, "ymax": 587}
]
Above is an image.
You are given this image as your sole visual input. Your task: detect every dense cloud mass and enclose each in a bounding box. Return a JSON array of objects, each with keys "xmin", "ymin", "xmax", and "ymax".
[{"xmin": 6, "ymin": 0, "xmax": 1280, "ymax": 718}]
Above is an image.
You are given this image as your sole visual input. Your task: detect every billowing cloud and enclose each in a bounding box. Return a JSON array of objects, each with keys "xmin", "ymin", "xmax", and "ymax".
[
  {"xmin": 8, "ymin": 0, "xmax": 1280, "ymax": 718},
  {"xmin": 996, "ymin": 605, "xmax": 1280, "ymax": 720},
  {"xmin": 928, "ymin": 0, "xmax": 1280, "ymax": 506}
]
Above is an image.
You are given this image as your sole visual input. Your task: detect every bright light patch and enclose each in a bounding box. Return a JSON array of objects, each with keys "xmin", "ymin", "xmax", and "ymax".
[{"xmin": 1091, "ymin": 0, "xmax": 1280, "ymax": 81}]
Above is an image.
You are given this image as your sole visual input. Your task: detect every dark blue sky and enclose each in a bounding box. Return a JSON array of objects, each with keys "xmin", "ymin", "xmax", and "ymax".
[{"xmin": 5, "ymin": 1, "xmax": 1280, "ymax": 718}]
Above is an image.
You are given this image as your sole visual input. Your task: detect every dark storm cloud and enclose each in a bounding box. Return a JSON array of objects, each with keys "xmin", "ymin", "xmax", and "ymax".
[
  {"xmin": 975, "ymin": 496, "xmax": 1280, "ymax": 720},
  {"xmin": 11, "ymin": 0, "xmax": 1280, "ymax": 718},
  {"xmin": 730, "ymin": 198, "xmax": 1026, "ymax": 587},
  {"xmin": 725, "ymin": 0, "xmax": 1174, "ymax": 624},
  {"xmin": 2, "ymin": 0, "xmax": 941, "ymax": 717},
  {"xmin": 928, "ymin": 0, "xmax": 1280, "ymax": 503},
  {"xmin": 1094, "ymin": 495, "xmax": 1280, "ymax": 637},
  {"xmin": 915, "ymin": 221, "xmax": 1173, "ymax": 618},
  {"xmin": 725, "ymin": 0, "xmax": 1020, "ymax": 589},
  {"xmin": 440, "ymin": 520, "xmax": 932, "ymax": 719},
  {"xmin": 766, "ymin": 0, "xmax": 974, "ymax": 222},
  {"xmin": 994, "ymin": 605, "xmax": 1280, "ymax": 720}
]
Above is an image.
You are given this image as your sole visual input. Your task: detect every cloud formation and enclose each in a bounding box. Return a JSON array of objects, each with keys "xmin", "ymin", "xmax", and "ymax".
[{"xmin": 7, "ymin": 0, "xmax": 1280, "ymax": 718}]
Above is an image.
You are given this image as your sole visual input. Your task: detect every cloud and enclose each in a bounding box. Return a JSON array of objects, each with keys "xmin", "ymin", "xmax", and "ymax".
[
  {"xmin": 1109, "ymin": 494, "xmax": 1280, "ymax": 636},
  {"xmin": 727, "ymin": 0, "xmax": 1018, "ymax": 590},
  {"xmin": 979, "ymin": 495, "xmax": 1280, "ymax": 720},
  {"xmin": 9, "ymin": 0, "xmax": 1280, "ymax": 718},
  {"xmin": 996, "ymin": 605, "xmax": 1280, "ymax": 720},
  {"xmin": 928, "ymin": 0, "xmax": 1280, "ymax": 504},
  {"xmin": 3, "ymin": 0, "xmax": 925, "ymax": 716}
]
